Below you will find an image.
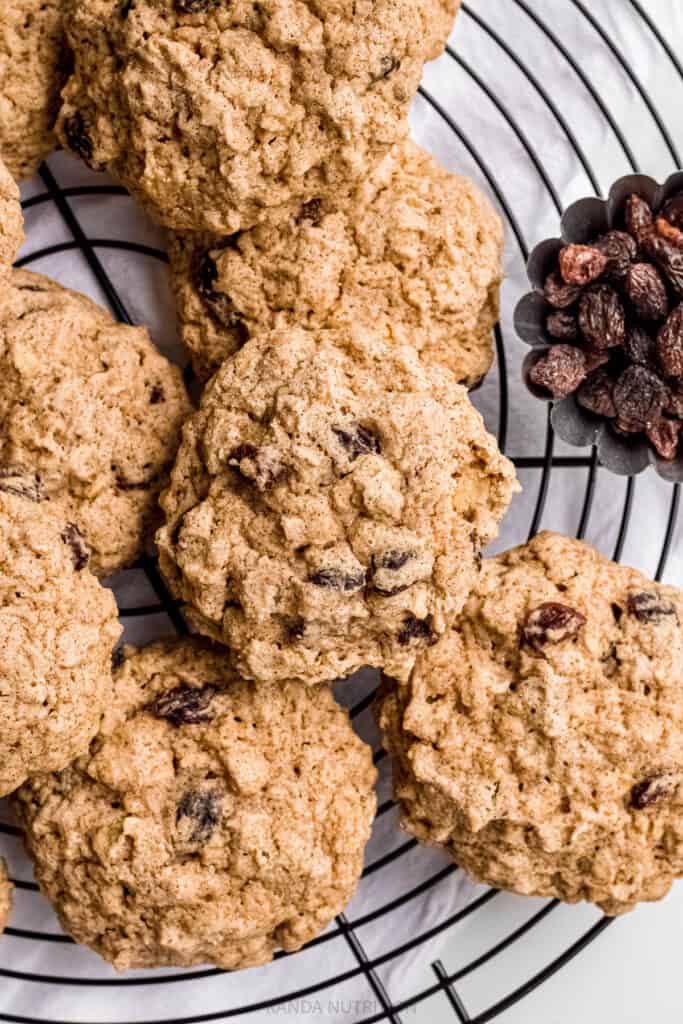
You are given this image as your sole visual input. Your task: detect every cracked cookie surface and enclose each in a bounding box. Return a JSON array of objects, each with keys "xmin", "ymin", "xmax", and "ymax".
[
  {"xmin": 0, "ymin": 0, "xmax": 65, "ymax": 179},
  {"xmin": 15, "ymin": 638, "xmax": 377, "ymax": 970},
  {"xmin": 57, "ymin": 0, "xmax": 459, "ymax": 232},
  {"xmin": 156, "ymin": 325, "xmax": 518, "ymax": 685},
  {"xmin": 169, "ymin": 139, "xmax": 502, "ymax": 387},
  {"xmin": 0, "ymin": 269, "xmax": 191, "ymax": 576},
  {"xmin": 0, "ymin": 157, "xmax": 23, "ymax": 271},
  {"xmin": 0, "ymin": 491, "xmax": 121, "ymax": 797},
  {"xmin": 378, "ymin": 531, "xmax": 683, "ymax": 915}
]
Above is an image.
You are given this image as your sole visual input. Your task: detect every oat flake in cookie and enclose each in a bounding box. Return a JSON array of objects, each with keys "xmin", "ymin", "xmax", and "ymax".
[
  {"xmin": 169, "ymin": 139, "xmax": 503, "ymax": 388},
  {"xmin": 57, "ymin": 0, "xmax": 459, "ymax": 233},
  {"xmin": 0, "ymin": 269, "xmax": 191, "ymax": 577},
  {"xmin": 15, "ymin": 639, "xmax": 377, "ymax": 971},
  {"xmin": 0, "ymin": 491, "xmax": 121, "ymax": 797},
  {"xmin": 156, "ymin": 325, "xmax": 518, "ymax": 685},
  {"xmin": 0, "ymin": 157, "xmax": 23, "ymax": 272},
  {"xmin": 378, "ymin": 531, "xmax": 683, "ymax": 915}
]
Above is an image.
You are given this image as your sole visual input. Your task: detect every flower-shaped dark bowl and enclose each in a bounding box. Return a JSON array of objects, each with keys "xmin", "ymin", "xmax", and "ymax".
[{"xmin": 514, "ymin": 171, "xmax": 683, "ymax": 482}]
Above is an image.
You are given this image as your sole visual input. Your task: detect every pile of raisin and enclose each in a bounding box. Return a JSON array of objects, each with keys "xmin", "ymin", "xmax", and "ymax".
[{"xmin": 528, "ymin": 190, "xmax": 683, "ymax": 461}]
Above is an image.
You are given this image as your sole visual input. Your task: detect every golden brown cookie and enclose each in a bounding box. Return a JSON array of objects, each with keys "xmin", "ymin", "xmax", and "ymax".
[
  {"xmin": 0, "ymin": 269, "xmax": 192, "ymax": 577},
  {"xmin": 0, "ymin": 861, "xmax": 11, "ymax": 934},
  {"xmin": 57, "ymin": 0, "xmax": 459, "ymax": 233},
  {"xmin": 0, "ymin": 0, "xmax": 66, "ymax": 179},
  {"xmin": 15, "ymin": 638, "xmax": 377, "ymax": 970},
  {"xmin": 378, "ymin": 531, "xmax": 683, "ymax": 915},
  {"xmin": 156, "ymin": 325, "xmax": 518, "ymax": 685},
  {"xmin": 169, "ymin": 140, "xmax": 503, "ymax": 387},
  {"xmin": 0, "ymin": 156, "xmax": 23, "ymax": 271},
  {"xmin": 0, "ymin": 491, "xmax": 121, "ymax": 797}
]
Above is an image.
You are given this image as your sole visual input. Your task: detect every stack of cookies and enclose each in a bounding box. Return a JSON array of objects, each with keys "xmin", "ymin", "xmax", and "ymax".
[{"xmin": 0, "ymin": 0, "xmax": 682, "ymax": 977}]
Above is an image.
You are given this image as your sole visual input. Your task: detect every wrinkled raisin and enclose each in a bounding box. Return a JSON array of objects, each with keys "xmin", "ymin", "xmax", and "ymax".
[
  {"xmin": 657, "ymin": 305, "xmax": 683, "ymax": 377},
  {"xmin": 0, "ymin": 467, "xmax": 44, "ymax": 502},
  {"xmin": 332, "ymin": 424, "xmax": 381, "ymax": 460},
  {"xmin": 646, "ymin": 417, "xmax": 681, "ymax": 459},
  {"xmin": 175, "ymin": 0, "xmax": 219, "ymax": 12},
  {"xmin": 626, "ymin": 263, "xmax": 669, "ymax": 321},
  {"xmin": 309, "ymin": 568, "xmax": 366, "ymax": 592},
  {"xmin": 527, "ymin": 345, "xmax": 586, "ymax": 398},
  {"xmin": 546, "ymin": 311, "xmax": 578, "ymax": 340},
  {"xmin": 578, "ymin": 284, "xmax": 625, "ymax": 349},
  {"xmin": 63, "ymin": 113, "xmax": 100, "ymax": 170},
  {"xmin": 398, "ymin": 614, "xmax": 436, "ymax": 646},
  {"xmin": 630, "ymin": 771, "xmax": 680, "ymax": 809},
  {"xmin": 627, "ymin": 590, "xmax": 678, "ymax": 623},
  {"xmin": 577, "ymin": 369, "xmax": 616, "ymax": 418},
  {"xmin": 624, "ymin": 325, "xmax": 656, "ymax": 365},
  {"xmin": 372, "ymin": 549, "xmax": 415, "ymax": 596},
  {"xmin": 61, "ymin": 523, "xmax": 89, "ymax": 571},
  {"xmin": 297, "ymin": 198, "xmax": 322, "ymax": 225},
  {"xmin": 559, "ymin": 244, "xmax": 607, "ymax": 285},
  {"xmin": 195, "ymin": 249, "xmax": 248, "ymax": 337},
  {"xmin": 149, "ymin": 684, "xmax": 216, "ymax": 726},
  {"xmin": 522, "ymin": 602, "xmax": 586, "ymax": 650},
  {"xmin": 661, "ymin": 192, "xmax": 683, "ymax": 230},
  {"xmin": 624, "ymin": 193, "xmax": 654, "ymax": 240},
  {"xmin": 641, "ymin": 220, "xmax": 683, "ymax": 295},
  {"xmin": 372, "ymin": 55, "xmax": 401, "ymax": 82},
  {"xmin": 544, "ymin": 270, "xmax": 582, "ymax": 309},
  {"xmin": 228, "ymin": 445, "xmax": 287, "ymax": 491},
  {"xmin": 594, "ymin": 230, "xmax": 637, "ymax": 280},
  {"xmin": 176, "ymin": 789, "xmax": 221, "ymax": 844},
  {"xmin": 612, "ymin": 366, "xmax": 667, "ymax": 431},
  {"xmin": 149, "ymin": 384, "xmax": 165, "ymax": 405}
]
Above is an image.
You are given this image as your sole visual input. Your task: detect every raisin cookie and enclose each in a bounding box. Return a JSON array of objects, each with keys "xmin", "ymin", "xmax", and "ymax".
[
  {"xmin": 57, "ymin": 0, "xmax": 459, "ymax": 233},
  {"xmin": 0, "ymin": 491, "xmax": 121, "ymax": 797},
  {"xmin": 378, "ymin": 531, "xmax": 683, "ymax": 915},
  {"xmin": 15, "ymin": 638, "xmax": 377, "ymax": 970},
  {"xmin": 157, "ymin": 325, "xmax": 518, "ymax": 685},
  {"xmin": 169, "ymin": 139, "xmax": 502, "ymax": 387},
  {"xmin": 0, "ymin": 156, "xmax": 23, "ymax": 271},
  {"xmin": 0, "ymin": 270, "xmax": 191, "ymax": 576},
  {"xmin": 0, "ymin": 862, "xmax": 11, "ymax": 934},
  {"xmin": 0, "ymin": 1, "xmax": 66, "ymax": 179}
]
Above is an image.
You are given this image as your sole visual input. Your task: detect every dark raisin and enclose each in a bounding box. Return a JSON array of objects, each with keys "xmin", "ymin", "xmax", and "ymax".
[
  {"xmin": 657, "ymin": 305, "xmax": 683, "ymax": 377},
  {"xmin": 176, "ymin": 789, "xmax": 221, "ymax": 844},
  {"xmin": 309, "ymin": 568, "xmax": 366, "ymax": 592},
  {"xmin": 372, "ymin": 55, "xmax": 401, "ymax": 82},
  {"xmin": 297, "ymin": 199, "xmax": 323, "ymax": 224},
  {"xmin": 195, "ymin": 249, "xmax": 248, "ymax": 337},
  {"xmin": 397, "ymin": 614, "xmax": 436, "ymax": 646},
  {"xmin": 149, "ymin": 384, "xmax": 165, "ymax": 405},
  {"xmin": 594, "ymin": 230, "xmax": 637, "ymax": 280},
  {"xmin": 624, "ymin": 193, "xmax": 654, "ymax": 240},
  {"xmin": 61, "ymin": 523, "xmax": 90, "ymax": 571},
  {"xmin": 612, "ymin": 366, "xmax": 667, "ymax": 432},
  {"xmin": 372, "ymin": 549, "xmax": 416, "ymax": 596},
  {"xmin": 546, "ymin": 311, "xmax": 578, "ymax": 340},
  {"xmin": 577, "ymin": 369, "xmax": 616, "ymax": 418},
  {"xmin": 558, "ymin": 244, "xmax": 607, "ymax": 285},
  {"xmin": 630, "ymin": 771, "xmax": 680, "ymax": 810},
  {"xmin": 544, "ymin": 270, "xmax": 582, "ymax": 309},
  {"xmin": 641, "ymin": 219, "xmax": 683, "ymax": 295},
  {"xmin": 578, "ymin": 283, "xmax": 625, "ymax": 349},
  {"xmin": 624, "ymin": 325, "xmax": 656, "ymax": 365},
  {"xmin": 527, "ymin": 345, "xmax": 586, "ymax": 398},
  {"xmin": 63, "ymin": 113, "xmax": 101, "ymax": 171},
  {"xmin": 288, "ymin": 619, "xmax": 305, "ymax": 641},
  {"xmin": 522, "ymin": 602, "xmax": 586, "ymax": 650},
  {"xmin": 175, "ymin": 0, "xmax": 219, "ymax": 12},
  {"xmin": 627, "ymin": 591, "xmax": 678, "ymax": 623},
  {"xmin": 625, "ymin": 263, "xmax": 669, "ymax": 321},
  {"xmin": 227, "ymin": 445, "xmax": 287, "ymax": 491},
  {"xmin": 148, "ymin": 684, "xmax": 216, "ymax": 726},
  {"xmin": 646, "ymin": 417, "xmax": 681, "ymax": 460},
  {"xmin": 661, "ymin": 192, "xmax": 683, "ymax": 230},
  {"xmin": 0, "ymin": 467, "xmax": 44, "ymax": 502},
  {"xmin": 332, "ymin": 424, "xmax": 381, "ymax": 460},
  {"xmin": 376, "ymin": 550, "xmax": 412, "ymax": 571}
]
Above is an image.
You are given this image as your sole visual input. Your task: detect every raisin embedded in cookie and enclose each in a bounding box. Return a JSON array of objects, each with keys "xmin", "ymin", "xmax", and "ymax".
[
  {"xmin": 156, "ymin": 325, "xmax": 518, "ymax": 685},
  {"xmin": 0, "ymin": 157, "xmax": 23, "ymax": 271},
  {"xmin": 0, "ymin": 0, "xmax": 66, "ymax": 179},
  {"xmin": 0, "ymin": 861, "xmax": 11, "ymax": 935},
  {"xmin": 57, "ymin": 0, "xmax": 459, "ymax": 232},
  {"xmin": 378, "ymin": 531, "xmax": 683, "ymax": 915},
  {"xmin": 169, "ymin": 140, "xmax": 503, "ymax": 388},
  {"xmin": 0, "ymin": 269, "xmax": 192, "ymax": 576},
  {"xmin": 0, "ymin": 491, "xmax": 121, "ymax": 797},
  {"xmin": 14, "ymin": 638, "xmax": 377, "ymax": 971}
]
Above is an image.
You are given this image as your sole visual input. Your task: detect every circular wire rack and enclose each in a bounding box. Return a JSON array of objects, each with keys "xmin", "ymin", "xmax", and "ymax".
[{"xmin": 1, "ymin": 1, "xmax": 682, "ymax": 1021}]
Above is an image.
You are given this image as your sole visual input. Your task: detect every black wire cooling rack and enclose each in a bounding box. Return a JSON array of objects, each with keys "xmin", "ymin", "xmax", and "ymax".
[{"xmin": 1, "ymin": 1, "xmax": 682, "ymax": 1022}]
